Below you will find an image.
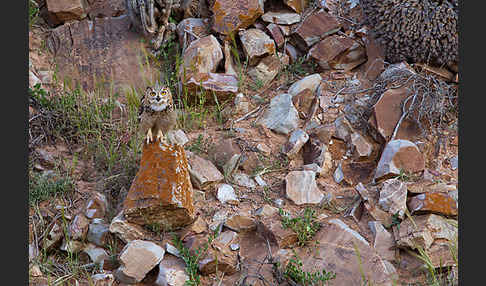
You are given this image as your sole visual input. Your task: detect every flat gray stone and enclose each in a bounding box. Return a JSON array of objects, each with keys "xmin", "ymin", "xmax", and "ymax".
[{"xmin": 257, "ymin": 93, "xmax": 299, "ymax": 135}]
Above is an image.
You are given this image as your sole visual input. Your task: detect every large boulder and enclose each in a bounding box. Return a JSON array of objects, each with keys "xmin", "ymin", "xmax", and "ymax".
[
  {"xmin": 123, "ymin": 142, "xmax": 195, "ymax": 230},
  {"xmin": 47, "ymin": 15, "xmax": 158, "ymax": 93}
]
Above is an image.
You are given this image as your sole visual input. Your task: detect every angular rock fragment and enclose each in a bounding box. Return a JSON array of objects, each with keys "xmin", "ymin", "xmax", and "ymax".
[
  {"xmin": 225, "ymin": 213, "xmax": 256, "ymax": 233},
  {"xmin": 248, "ymin": 52, "xmax": 289, "ymax": 86},
  {"xmin": 83, "ymin": 243, "xmax": 109, "ymax": 265},
  {"xmin": 232, "ymin": 173, "xmax": 257, "ymax": 189},
  {"xmin": 183, "ymin": 73, "xmax": 239, "ymax": 104},
  {"xmin": 292, "ymin": 10, "xmax": 341, "ymax": 51},
  {"xmin": 217, "ymin": 184, "xmax": 239, "ymax": 205},
  {"xmin": 368, "ymin": 221, "xmax": 396, "ymax": 261},
  {"xmin": 176, "ymin": 18, "xmax": 211, "ymax": 51},
  {"xmin": 211, "ymin": 0, "xmax": 264, "ymax": 35},
  {"xmin": 284, "ymin": 0, "xmax": 308, "ymax": 13},
  {"xmin": 187, "ymin": 152, "xmax": 224, "ymax": 190},
  {"xmin": 155, "ymin": 255, "xmax": 189, "ymax": 286},
  {"xmin": 60, "ymin": 239, "xmax": 85, "ymax": 253},
  {"xmin": 287, "ymin": 73, "xmax": 322, "ymax": 97},
  {"xmin": 115, "ymin": 240, "xmax": 165, "ymax": 284},
  {"xmin": 292, "ymin": 88, "xmax": 315, "ymax": 119},
  {"xmin": 46, "ymin": 0, "xmax": 88, "ymax": 22},
  {"xmin": 282, "ymin": 129, "xmax": 309, "ymax": 159},
  {"xmin": 285, "ymin": 171, "xmax": 324, "ymax": 205},
  {"xmin": 180, "ymin": 35, "xmax": 223, "ymax": 77},
  {"xmin": 85, "ymin": 192, "xmax": 108, "ymax": 219},
  {"xmin": 333, "ymin": 115, "xmax": 354, "ymax": 142},
  {"xmin": 261, "ymin": 12, "xmax": 301, "ymax": 25},
  {"xmin": 123, "ymin": 143, "xmax": 195, "ymax": 230},
  {"xmin": 255, "ymin": 205, "xmax": 279, "ymax": 217},
  {"xmin": 257, "ymin": 93, "xmax": 299, "ymax": 135},
  {"xmin": 407, "ymin": 192, "xmax": 458, "ymax": 216},
  {"xmin": 266, "ymin": 23, "xmax": 285, "ymax": 48},
  {"xmin": 378, "ymin": 179, "xmax": 408, "ymax": 218},
  {"xmin": 284, "ymin": 43, "xmax": 301, "ymax": 63},
  {"xmin": 309, "ymin": 34, "xmax": 366, "ymax": 71},
  {"xmin": 350, "ymin": 132, "xmax": 373, "ymax": 158},
  {"xmin": 239, "ymin": 28, "xmax": 276, "ymax": 65},
  {"xmin": 68, "ymin": 214, "xmax": 90, "ymax": 241},
  {"xmin": 257, "ymin": 214, "xmax": 298, "ymax": 248},
  {"xmin": 209, "ymin": 139, "xmax": 242, "ymax": 171},
  {"xmin": 374, "ymin": 139, "xmax": 425, "ymax": 181},
  {"xmin": 167, "ymin": 129, "xmax": 190, "ymax": 147},
  {"xmin": 109, "ymin": 212, "xmax": 147, "ymax": 243},
  {"xmin": 341, "ymin": 161, "xmax": 376, "ymax": 185},
  {"xmin": 87, "ymin": 219, "xmax": 110, "ymax": 247},
  {"xmin": 43, "ymin": 221, "xmax": 63, "ymax": 250}
]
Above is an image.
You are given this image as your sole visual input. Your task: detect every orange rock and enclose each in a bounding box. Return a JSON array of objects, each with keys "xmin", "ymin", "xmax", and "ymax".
[
  {"xmin": 211, "ymin": 0, "xmax": 264, "ymax": 35},
  {"xmin": 123, "ymin": 142, "xmax": 195, "ymax": 230},
  {"xmin": 284, "ymin": 0, "xmax": 308, "ymax": 13},
  {"xmin": 407, "ymin": 192, "xmax": 458, "ymax": 216}
]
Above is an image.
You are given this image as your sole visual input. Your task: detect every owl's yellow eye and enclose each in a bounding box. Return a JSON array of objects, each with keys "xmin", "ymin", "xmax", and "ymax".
[
  {"xmin": 161, "ymin": 90, "xmax": 167, "ymax": 95},
  {"xmin": 150, "ymin": 92, "xmax": 156, "ymax": 97}
]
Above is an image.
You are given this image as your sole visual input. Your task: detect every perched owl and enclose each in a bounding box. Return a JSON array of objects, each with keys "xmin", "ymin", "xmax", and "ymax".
[{"xmin": 138, "ymin": 82, "xmax": 177, "ymax": 144}]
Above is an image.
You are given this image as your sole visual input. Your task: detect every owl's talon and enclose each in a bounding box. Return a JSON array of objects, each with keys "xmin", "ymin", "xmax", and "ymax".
[{"xmin": 146, "ymin": 129, "xmax": 153, "ymax": 144}]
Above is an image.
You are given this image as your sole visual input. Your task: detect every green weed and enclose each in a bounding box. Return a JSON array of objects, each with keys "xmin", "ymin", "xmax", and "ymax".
[
  {"xmin": 29, "ymin": 169, "xmax": 74, "ymax": 206},
  {"xmin": 284, "ymin": 251, "xmax": 336, "ymax": 286},
  {"xmin": 279, "ymin": 208, "xmax": 321, "ymax": 247}
]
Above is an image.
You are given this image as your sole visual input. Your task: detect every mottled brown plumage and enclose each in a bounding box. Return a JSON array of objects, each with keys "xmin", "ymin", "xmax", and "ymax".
[{"xmin": 139, "ymin": 82, "xmax": 177, "ymax": 144}]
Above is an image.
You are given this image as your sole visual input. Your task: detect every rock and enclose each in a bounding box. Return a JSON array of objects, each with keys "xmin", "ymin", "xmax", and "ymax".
[
  {"xmin": 294, "ymin": 219, "xmax": 397, "ymax": 285},
  {"xmin": 198, "ymin": 236, "xmax": 239, "ymax": 275},
  {"xmin": 368, "ymin": 221, "xmax": 396, "ymax": 261},
  {"xmin": 368, "ymin": 86, "xmax": 421, "ymax": 142},
  {"xmin": 247, "ymin": 52, "xmax": 289, "ymax": 86},
  {"xmin": 239, "ymin": 28, "xmax": 276, "ymax": 66},
  {"xmin": 282, "ymin": 129, "xmax": 309, "ymax": 159},
  {"xmin": 350, "ymin": 132, "xmax": 372, "ymax": 158},
  {"xmin": 333, "ymin": 162, "xmax": 344, "ymax": 183},
  {"xmin": 450, "ymin": 155, "xmax": 458, "ymax": 170},
  {"xmin": 333, "ymin": 115, "xmax": 354, "ymax": 142},
  {"xmin": 193, "ymin": 189, "xmax": 206, "ymax": 203},
  {"xmin": 87, "ymin": 0, "xmax": 125, "ymax": 19},
  {"xmin": 257, "ymin": 93, "xmax": 299, "ymax": 135},
  {"xmin": 361, "ymin": 34, "xmax": 386, "ymax": 81},
  {"xmin": 256, "ymin": 143, "xmax": 271, "ymax": 155},
  {"xmin": 255, "ymin": 205, "xmax": 278, "ymax": 217},
  {"xmin": 341, "ymin": 161, "xmax": 376, "ymax": 185},
  {"xmin": 284, "ymin": 43, "xmax": 302, "ymax": 64},
  {"xmin": 233, "ymin": 93, "xmax": 250, "ymax": 115},
  {"xmin": 254, "ymin": 175, "xmax": 267, "ymax": 186},
  {"xmin": 115, "ymin": 240, "xmax": 165, "ymax": 284},
  {"xmin": 223, "ymin": 41, "xmax": 238, "ymax": 76},
  {"xmin": 85, "ymin": 191, "xmax": 108, "ymax": 219},
  {"xmin": 225, "ymin": 213, "xmax": 256, "ymax": 232},
  {"xmin": 374, "ymin": 139, "xmax": 425, "ymax": 181},
  {"xmin": 109, "ymin": 211, "xmax": 147, "ymax": 243},
  {"xmin": 257, "ymin": 214, "xmax": 298, "ymax": 248},
  {"xmin": 209, "ymin": 139, "xmax": 242, "ymax": 172},
  {"xmin": 261, "ymin": 12, "xmax": 301, "ymax": 25},
  {"xmin": 292, "ymin": 10, "xmax": 341, "ymax": 51},
  {"xmin": 187, "ymin": 152, "xmax": 224, "ymax": 190},
  {"xmin": 274, "ymin": 198, "xmax": 284, "ymax": 208},
  {"xmin": 407, "ymin": 192, "xmax": 458, "ymax": 216},
  {"xmin": 68, "ymin": 213, "xmax": 90, "ymax": 240},
  {"xmin": 87, "ymin": 219, "xmax": 110, "ymax": 247},
  {"xmin": 155, "ymin": 255, "xmax": 189, "ymax": 286},
  {"xmin": 30, "ymin": 264, "xmax": 43, "ymax": 277},
  {"xmin": 209, "ymin": 210, "xmax": 228, "ymax": 232},
  {"xmin": 123, "ymin": 143, "xmax": 195, "ymax": 230},
  {"xmin": 180, "ymin": 35, "xmax": 223, "ymax": 77},
  {"xmin": 181, "ymin": 216, "xmax": 208, "ymax": 240},
  {"xmin": 292, "ymin": 89, "xmax": 315, "ymax": 119},
  {"xmin": 285, "ymin": 171, "xmax": 325, "ymax": 205},
  {"xmin": 266, "ymin": 23, "xmax": 285, "ymax": 48},
  {"xmin": 176, "ymin": 18, "xmax": 211, "ymax": 51},
  {"xmin": 378, "ymin": 179, "xmax": 408, "ymax": 218},
  {"xmin": 232, "ymin": 173, "xmax": 257, "ymax": 189},
  {"xmin": 60, "ymin": 239, "xmax": 85, "ymax": 254},
  {"xmin": 343, "ymin": 198, "xmax": 363, "ymax": 223},
  {"xmin": 43, "ymin": 221, "xmax": 63, "ymax": 250},
  {"xmin": 47, "ymin": 16, "xmax": 158, "ymax": 93},
  {"xmin": 309, "ymin": 34, "xmax": 363, "ymax": 71},
  {"xmin": 46, "ymin": 0, "xmax": 88, "ymax": 22},
  {"xmin": 183, "ymin": 72, "xmax": 239, "ymax": 104},
  {"xmin": 217, "ymin": 184, "xmax": 239, "ymax": 205},
  {"xmin": 284, "ymin": 0, "xmax": 308, "ymax": 13},
  {"xmin": 91, "ymin": 273, "xmax": 115, "ymax": 286},
  {"xmin": 406, "ymin": 181, "xmax": 457, "ymax": 194},
  {"xmin": 287, "ymin": 74, "xmax": 322, "ymax": 97},
  {"xmin": 29, "ymin": 71, "xmax": 41, "ymax": 88},
  {"xmin": 211, "ymin": 0, "xmax": 264, "ymax": 35},
  {"xmin": 167, "ymin": 130, "xmax": 189, "ymax": 147},
  {"xmin": 223, "ymin": 153, "xmax": 242, "ymax": 177},
  {"xmin": 165, "ymin": 243, "xmax": 181, "ymax": 258},
  {"xmin": 397, "ymin": 214, "xmax": 457, "ymax": 267},
  {"xmin": 83, "ymin": 243, "xmax": 109, "ymax": 265}
]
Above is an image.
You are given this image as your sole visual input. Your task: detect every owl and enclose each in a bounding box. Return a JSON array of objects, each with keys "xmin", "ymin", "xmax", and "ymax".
[{"xmin": 138, "ymin": 82, "xmax": 177, "ymax": 144}]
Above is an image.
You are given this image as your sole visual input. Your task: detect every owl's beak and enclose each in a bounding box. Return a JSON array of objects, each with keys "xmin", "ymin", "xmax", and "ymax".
[{"xmin": 156, "ymin": 96, "xmax": 161, "ymax": 102}]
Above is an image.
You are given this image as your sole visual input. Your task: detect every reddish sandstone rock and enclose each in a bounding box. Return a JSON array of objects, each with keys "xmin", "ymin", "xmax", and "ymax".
[
  {"xmin": 180, "ymin": 35, "xmax": 223, "ymax": 77},
  {"xmin": 46, "ymin": 0, "xmax": 88, "ymax": 22},
  {"xmin": 239, "ymin": 28, "xmax": 276, "ymax": 66},
  {"xmin": 176, "ymin": 18, "xmax": 211, "ymax": 51},
  {"xmin": 211, "ymin": 0, "xmax": 264, "ymax": 35},
  {"xmin": 374, "ymin": 139, "xmax": 425, "ymax": 181},
  {"xmin": 407, "ymin": 192, "xmax": 458, "ymax": 216},
  {"xmin": 257, "ymin": 214, "xmax": 298, "ymax": 248},
  {"xmin": 123, "ymin": 142, "xmax": 195, "ymax": 230},
  {"xmin": 309, "ymin": 35, "xmax": 366, "ymax": 71},
  {"xmin": 292, "ymin": 10, "xmax": 341, "ymax": 51},
  {"xmin": 284, "ymin": 0, "xmax": 308, "ymax": 13}
]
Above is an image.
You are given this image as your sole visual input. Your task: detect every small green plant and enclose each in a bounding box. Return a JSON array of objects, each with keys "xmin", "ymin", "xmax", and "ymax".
[
  {"xmin": 385, "ymin": 213, "xmax": 402, "ymax": 230},
  {"xmin": 279, "ymin": 208, "xmax": 321, "ymax": 246},
  {"xmin": 29, "ymin": 170, "xmax": 74, "ymax": 206},
  {"xmin": 284, "ymin": 251, "xmax": 336, "ymax": 286},
  {"xmin": 172, "ymin": 231, "xmax": 218, "ymax": 286},
  {"xmin": 29, "ymin": 0, "xmax": 39, "ymax": 28}
]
